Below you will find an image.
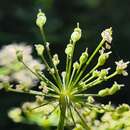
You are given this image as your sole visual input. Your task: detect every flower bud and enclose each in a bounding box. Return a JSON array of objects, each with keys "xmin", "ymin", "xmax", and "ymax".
[
  {"xmin": 97, "ymin": 52, "xmax": 111, "ymax": 66},
  {"xmin": 109, "ymin": 82, "xmax": 123, "ymax": 95},
  {"xmin": 50, "ymin": 68, "xmax": 55, "ymax": 74},
  {"xmin": 101, "ymin": 27, "xmax": 112, "ymax": 43},
  {"xmin": 116, "ymin": 104, "xmax": 130, "ymax": 113},
  {"xmin": 92, "ymin": 70, "xmax": 100, "ymax": 77},
  {"xmin": 73, "ymin": 61, "xmax": 80, "ymax": 70},
  {"xmin": 79, "ymin": 49, "xmax": 88, "ymax": 65},
  {"xmin": 65, "ymin": 44, "xmax": 73, "ymax": 57},
  {"xmin": 35, "ymin": 44, "xmax": 44, "ymax": 56},
  {"xmin": 16, "ymin": 50, "xmax": 23, "ymax": 62},
  {"xmin": 71, "ymin": 23, "xmax": 82, "ymax": 43},
  {"xmin": 98, "ymin": 88, "xmax": 109, "ymax": 97},
  {"xmin": 99, "ymin": 68, "xmax": 110, "ymax": 79},
  {"xmin": 52, "ymin": 54, "xmax": 60, "ymax": 66},
  {"xmin": 36, "ymin": 9, "xmax": 46, "ymax": 29},
  {"xmin": 87, "ymin": 96, "xmax": 95, "ymax": 103}
]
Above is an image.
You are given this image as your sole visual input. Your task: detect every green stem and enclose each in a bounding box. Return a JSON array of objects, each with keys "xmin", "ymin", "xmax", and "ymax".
[
  {"xmin": 80, "ymin": 64, "xmax": 98, "ymax": 82},
  {"xmin": 57, "ymin": 95, "xmax": 66, "ymax": 130},
  {"xmin": 66, "ymin": 41, "xmax": 76, "ymax": 86},
  {"xmin": 40, "ymin": 28, "xmax": 63, "ymax": 89},
  {"xmin": 77, "ymin": 71, "xmax": 118, "ymax": 93},
  {"xmin": 72, "ymin": 39, "xmax": 105, "ymax": 87},
  {"xmin": 21, "ymin": 60, "xmax": 60, "ymax": 93},
  {"xmin": 71, "ymin": 102, "xmax": 90, "ymax": 130},
  {"xmin": 8, "ymin": 88, "xmax": 58, "ymax": 98}
]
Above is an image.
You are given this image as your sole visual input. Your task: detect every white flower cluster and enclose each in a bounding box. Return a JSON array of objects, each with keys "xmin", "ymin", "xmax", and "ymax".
[{"xmin": 0, "ymin": 43, "xmax": 44, "ymax": 86}]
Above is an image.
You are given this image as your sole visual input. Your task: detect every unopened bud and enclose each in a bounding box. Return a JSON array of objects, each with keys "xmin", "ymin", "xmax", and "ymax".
[
  {"xmin": 98, "ymin": 52, "xmax": 111, "ymax": 66},
  {"xmin": 35, "ymin": 44, "xmax": 44, "ymax": 56},
  {"xmin": 79, "ymin": 49, "xmax": 88, "ymax": 65},
  {"xmin": 87, "ymin": 96, "xmax": 95, "ymax": 103},
  {"xmin": 73, "ymin": 61, "xmax": 80, "ymax": 70},
  {"xmin": 92, "ymin": 70, "xmax": 100, "ymax": 77},
  {"xmin": 36, "ymin": 9, "xmax": 46, "ymax": 29},
  {"xmin": 109, "ymin": 82, "xmax": 123, "ymax": 95},
  {"xmin": 99, "ymin": 68, "xmax": 110, "ymax": 79},
  {"xmin": 65, "ymin": 44, "xmax": 73, "ymax": 57},
  {"xmin": 98, "ymin": 88, "xmax": 109, "ymax": 97},
  {"xmin": 52, "ymin": 54, "xmax": 60, "ymax": 66},
  {"xmin": 116, "ymin": 104, "xmax": 130, "ymax": 113},
  {"xmin": 16, "ymin": 50, "xmax": 23, "ymax": 62},
  {"xmin": 71, "ymin": 23, "xmax": 82, "ymax": 43}
]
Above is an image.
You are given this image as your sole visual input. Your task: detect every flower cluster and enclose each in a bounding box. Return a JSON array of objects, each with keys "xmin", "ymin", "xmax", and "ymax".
[
  {"xmin": 0, "ymin": 43, "xmax": 44, "ymax": 88},
  {"xmin": 1, "ymin": 10, "xmax": 129, "ymax": 130},
  {"xmin": 8, "ymin": 102, "xmax": 130, "ymax": 130}
]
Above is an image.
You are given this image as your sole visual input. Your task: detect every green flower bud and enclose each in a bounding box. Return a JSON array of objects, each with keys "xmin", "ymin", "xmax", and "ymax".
[
  {"xmin": 71, "ymin": 23, "xmax": 82, "ymax": 43},
  {"xmin": 50, "ymin": 68, "xmax": 55, "ymax": 74},
  {"xmin": 99, "ymin": 68, "xmax": 110, "ymax": 79},
  {"xmin": 65, "ymin": 44, "xmax": 73, "ymax": 57},
  {"xmin": 109, "ymin": 82, "xmax": 123, "ymax": 95},
  {"xmin": 87, "ymin": 96, "xmax": 95, "ymax": 103},
  {"xmin": 73, "ymin": 61, "xmax": 80, "ymax": 70},
  {"xmin": 36, "ymin": 9, "xmax": 46, "ymax": 29},
  {"xmin": 97, "ymin": 52, "xmax": 111, "ymax": 66},
  {"xmin": 71, "ymin": 32, "xmax": 81, "ymax": 43},
  {"xmin": 16, "ymin": 50, "xmax": 23, "ymax": 62},
  {"xmin": 79, "ymin": 49, "xmax": 88, "ymax": 65},
  {"xmin": 98, "ymin": 88, "xmax": 110, "ymax": 97},
  {"xmin": 116, "ymin": 104, "xmax": 130, "ymax": 113},
  {"xmin": 35, "ymin": 44, "xmax": 44, "ymax": 56},
  {"xmin": 92, "ymin": 70, "xmax": 100, "ymax": 77},
  {"xmin": 52, "ymin": 54, "xmax": 60, "ymax": 66}
]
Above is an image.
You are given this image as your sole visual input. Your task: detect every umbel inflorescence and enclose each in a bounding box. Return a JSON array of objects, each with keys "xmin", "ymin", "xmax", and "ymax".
[{"xmin": 2, "ymin": 9, "xmax": 130, "ymax": 130}]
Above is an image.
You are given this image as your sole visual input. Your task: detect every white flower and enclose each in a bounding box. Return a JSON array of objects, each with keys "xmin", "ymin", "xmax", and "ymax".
[
  {"xmin": 101, "ymin": 27, "xmax": 112, "ymax": 43},
  {"xmin": 0, "ymin": 43, "xmax": 32, "ymax": 66},
  {"xmin": 115, "ymin": 60, "xmax": 130, "ymax": 76},
  {"xmin": 0, "ymin": 43, "xmax": 44, "ymax": 86}
]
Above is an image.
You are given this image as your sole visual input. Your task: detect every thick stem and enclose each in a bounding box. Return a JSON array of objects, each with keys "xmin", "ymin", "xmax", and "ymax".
[{"xmin": 57, "ymin": 95, "xmax": 66, "ymax": 130}]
